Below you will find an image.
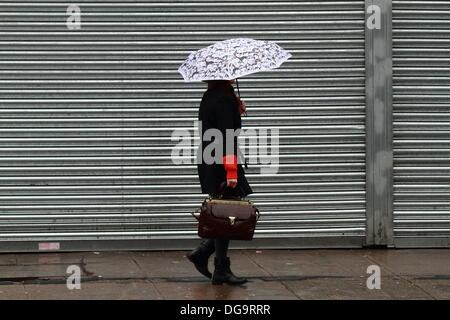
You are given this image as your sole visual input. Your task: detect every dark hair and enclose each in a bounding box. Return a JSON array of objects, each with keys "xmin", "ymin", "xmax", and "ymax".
[{"xmin": 206, "ymin": 80, "xmax": 241, "ymax": 111}]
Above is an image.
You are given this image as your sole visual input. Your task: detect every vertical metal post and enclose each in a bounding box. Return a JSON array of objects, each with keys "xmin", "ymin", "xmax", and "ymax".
[{"xmin": 365, "ymin": 0, "xmax": 394, "ymax": 246}]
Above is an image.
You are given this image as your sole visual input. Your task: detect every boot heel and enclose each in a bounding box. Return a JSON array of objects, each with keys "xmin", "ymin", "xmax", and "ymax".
[
  {"xmin": 211, "ymin": 279, "xmax": 224, "ymax": 285},
  {"xmin": 212, "ymin": 257, "xmax": 248, "ymax": 286}
]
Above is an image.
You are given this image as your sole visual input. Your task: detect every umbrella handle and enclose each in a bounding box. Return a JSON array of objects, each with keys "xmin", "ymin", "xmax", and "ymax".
[
  {"xmin": 235, "ymin": 78, "xmax": 248, "ymax": 117},
  {"xmin": 236, "ymin": 78, "xmax": 241, "ymax": 97}
]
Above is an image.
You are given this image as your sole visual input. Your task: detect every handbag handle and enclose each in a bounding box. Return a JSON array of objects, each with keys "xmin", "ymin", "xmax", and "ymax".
[
  {"xmin": 214, "ymin": 181, "xmax": 248, "ymax": 199},
  {"xmin": 210, "ymin": 181, "xmax": 228, "ymax": 200},
  {"xmin": 192, "ymin": 182, "xmax": 229, "ymax": 221},
  {"xmin": 218, "ymin": 181, "xmax": 228, "ymax": 199}
]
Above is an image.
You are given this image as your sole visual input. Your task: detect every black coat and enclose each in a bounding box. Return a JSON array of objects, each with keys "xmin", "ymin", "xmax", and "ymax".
[{"xmin": 196, "ymin": 85, "xmax": 253, "ymax": 197}]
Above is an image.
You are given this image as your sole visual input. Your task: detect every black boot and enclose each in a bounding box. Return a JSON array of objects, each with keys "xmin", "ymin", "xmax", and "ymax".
[
  {"xmin": 212, "ymin": 257, "xmax": 248, "ymax": 285},
  {"xmin": 186, "ymin": 239, "xmax": 215, "ymax": 279}
]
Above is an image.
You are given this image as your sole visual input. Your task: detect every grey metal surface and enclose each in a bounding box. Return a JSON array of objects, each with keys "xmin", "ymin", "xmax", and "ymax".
[
  {"xmin": 364, "ymin": 0, "xmax": 394, "ymax": 246},
  {"xmin": 392, "ymin": 0, "xmax": 450, "ymax": 245},
  {"xmin": 0, "ymin": 236, "xmax": 365, "ymax": 253},
  {"xmin": 0, "ymin": 1, "xmax": 367, "ymax": 251}
]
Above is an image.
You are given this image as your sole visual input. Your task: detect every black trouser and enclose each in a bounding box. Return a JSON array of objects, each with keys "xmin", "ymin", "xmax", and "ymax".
[
  {"xmin": 205, "ymin": 188, "xmax": 241, "ymax": 259},
  {"xmin": 200, "ymin": 238, "xmax": 228, "ymax": 259}
]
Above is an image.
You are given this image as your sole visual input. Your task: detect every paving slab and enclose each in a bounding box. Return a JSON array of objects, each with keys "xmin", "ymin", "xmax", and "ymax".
[
  {"xmin": 132, "ymin": 251, "xmax": 200, "ymax": 278},
  {"xmin": 0, "ymin": 264, "xmax": 77, "ymax": 280},
  {"xmin": 285, "ymin": 275, "xmax": 436, "ymax": 300},
  {"xmin": 0, "ymin": 254, "xmax": 17, "ymax": 266},
  {"xmin": 133, "ymin": 249, "xmax": 270, "ymax": 279},
  {"xmin": 366, "ymin": 249, "xmax": 450, "ymax": 277},
  {"xmin": 220, "ymin": 250, "xmax": 272, "ymax": 277},
  {"xmin": 81, "ymin": 251, "xmax": 145, "ymax": 279},
  {"xmin": 283, "ymin": 278, "xmax": 391, "ymax": 300},
  {"xmin": 15, "ymin": 252, "xmax": 84, "ymax": 266},
  {"xmin": 23, "ymin": 280, "xmax": 162, "ymax": 300},
  {"xmin": 306, "ymin": 249, "xmax": 376, "ymax": 276},
  {"xmin": 0, "ymin": 249, "xmax": 448, "ymax": 300},
  {"xmin": 153, "ymin": 279, "xmax": 298, "ymax": 300},
  {"xmin": 411, "ymin": 279, "xmax": 450, "ymax": 300},
  {"xmin": 377, "ymin": 276, "xmax": 435, "ymax": 300},
  {"xmin": 245, "ymin": 249, "xmax": 373, "ymax": 277},
  {"xmin": 0, "ymin": 285, "xmax": 29, "ymax": 300}
]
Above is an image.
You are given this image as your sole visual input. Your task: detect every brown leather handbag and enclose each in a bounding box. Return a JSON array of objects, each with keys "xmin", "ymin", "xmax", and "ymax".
[{"xmin": 191, "ymin": 187, "xmax": 260, "ymax": 241}]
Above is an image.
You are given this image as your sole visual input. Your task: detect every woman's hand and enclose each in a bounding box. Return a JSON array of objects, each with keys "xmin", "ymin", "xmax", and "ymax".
[{"xmin": 227, "ymin": 178, "xmax": 238, "ymax": 188}]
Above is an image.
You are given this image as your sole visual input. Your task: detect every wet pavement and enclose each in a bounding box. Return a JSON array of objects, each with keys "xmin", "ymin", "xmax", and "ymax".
[{"xmin": 0, "ymin": 249, "xmax": 449, "ymax": 300}]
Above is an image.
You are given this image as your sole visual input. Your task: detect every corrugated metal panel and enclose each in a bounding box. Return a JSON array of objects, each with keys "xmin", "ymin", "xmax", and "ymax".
[
  {"xmin": 393, "ymin": 0, "xmax": 450, "ymax": 241},
  {"xmin": 0, "ymin": 1, "xmax": 366, "ymax": 248}
]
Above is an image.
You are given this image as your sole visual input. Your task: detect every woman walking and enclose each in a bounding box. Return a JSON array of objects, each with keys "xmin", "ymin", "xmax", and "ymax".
[
  {"xmin": 178, "ymin": 38, "xmax": 290, "ymax": 285},
  {"xmin": 187, "ymin": 79, "xmax": 253, "ymax": 285}
]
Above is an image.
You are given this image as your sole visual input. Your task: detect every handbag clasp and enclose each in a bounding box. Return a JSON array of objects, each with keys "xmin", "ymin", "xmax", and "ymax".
[{"xmin": 229, "ymin": 216, "xmax": 236, "ymax": 225}]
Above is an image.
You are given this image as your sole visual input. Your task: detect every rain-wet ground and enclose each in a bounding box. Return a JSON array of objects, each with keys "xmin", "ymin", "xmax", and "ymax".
[{"xmin": 0, "ymin": 249, "xmax": 449, "ymax": 300}]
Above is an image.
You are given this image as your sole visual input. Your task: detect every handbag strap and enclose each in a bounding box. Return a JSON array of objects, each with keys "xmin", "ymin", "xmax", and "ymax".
[
  {"xmin": 191, "ymin": 207, "xmax": 201, "ymax": 221},
  {"xmin": 255, "ymin": 207, "xmax": 261, "ymax": 220}
]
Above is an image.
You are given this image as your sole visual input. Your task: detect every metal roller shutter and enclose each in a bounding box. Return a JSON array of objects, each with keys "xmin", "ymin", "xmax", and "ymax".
[
  {"xmin": 393, "ymin": 0, "xmax": 450, "ymax": 246},
  {"xmin": 0, "ymin": 0, "xmax": 367, "ymax": 251}
]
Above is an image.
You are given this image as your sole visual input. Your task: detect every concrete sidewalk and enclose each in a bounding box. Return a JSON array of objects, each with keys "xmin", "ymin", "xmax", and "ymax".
[{"xmin": 0, "ymin": 249, "xmax": 449, "ymax": 300}]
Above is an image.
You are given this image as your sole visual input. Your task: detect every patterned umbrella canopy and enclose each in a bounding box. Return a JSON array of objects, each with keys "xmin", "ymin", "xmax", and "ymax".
[{"xmin": 178, "ymin": 38, "xmax": 292, "ymax": 82}]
